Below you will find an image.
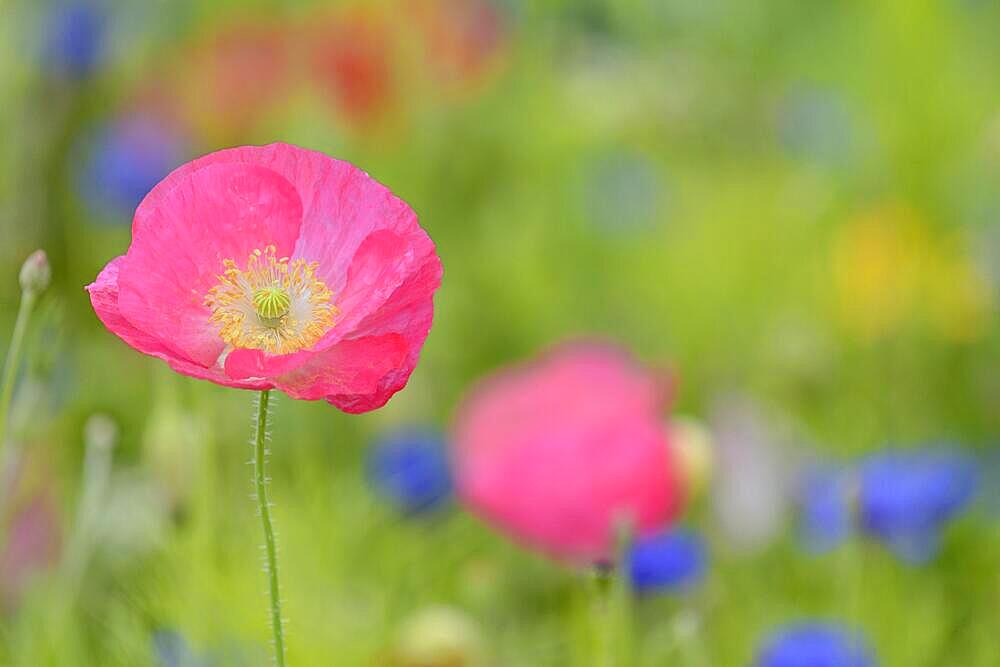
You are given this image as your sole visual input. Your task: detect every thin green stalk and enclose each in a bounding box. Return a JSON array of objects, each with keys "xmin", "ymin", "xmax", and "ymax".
[
  {"xmin": 35, "ymin": 420, "xmax": 116, "ymax": 665},
  {"xmin": 672, "ymin": 609, "xmax": 709, "ymax": 667},
  {"xmin": 61, "ymin": 420, "xmax": 114, "ymax": 590},
  {"xmin": 588, "ymin": 521, "xmax": 635, "ymax": 667},
  {"xmin": 253, "ymin": 389, "xmax": 286, "ymax": 666},
  {"xmin": 589, "ymin": 567, "xmax": 616, "ymax": 667},
  {"xmin": 0, "ymin": 290, "xmax": 35, "ymax": 456}
]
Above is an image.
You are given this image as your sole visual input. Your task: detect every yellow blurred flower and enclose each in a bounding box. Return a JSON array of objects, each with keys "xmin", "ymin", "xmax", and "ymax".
[
  {"xmin": 831, "ymin": 204, "xmax": 930, "ymax": 341},
  {"xmin": 831, "ymin": 203, "xmax": 994, "ymax": 343}
]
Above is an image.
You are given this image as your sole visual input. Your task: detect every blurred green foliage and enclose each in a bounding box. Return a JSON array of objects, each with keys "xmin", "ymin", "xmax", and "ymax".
[{"xmin": 0, "ymin": 0, "xmax": 998, "ymax": 665}]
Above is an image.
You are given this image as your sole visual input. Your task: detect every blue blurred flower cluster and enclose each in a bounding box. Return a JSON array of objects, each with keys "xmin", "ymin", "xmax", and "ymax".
[
  {"xmin": 798, "ymin": 447, "xmax": 978, "ymax": 563},
  {"xmin": 152, "ymin": 629, "xmax": 257, "ymax": 667},
  {"xmin": 77, "ymin": 113, "xmax": 188, "ymax": 223},
  {"xmin": 755, "ymin": 623, "xmax": 877, "ymax": 667},
  {"xmin": 366, "ymin": 427, "xmax": 454, "ymax": 515},
  {"xmin": 42, "ymin": 1, "xmax": 106, "ymax": 80},
  {"xmin": 627, "ymin": 527, "xmax": 707, "ymax": 594},
  {"xmin": 152, "ymin": 630, "xmax": 209, "ymax": 667},
  {"xmin": 798, "ymin": 466, "xmax": 853, "ymax": 554}
]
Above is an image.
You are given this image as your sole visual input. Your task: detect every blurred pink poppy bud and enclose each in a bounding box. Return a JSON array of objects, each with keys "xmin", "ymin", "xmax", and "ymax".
[
  {"xmin": 453, "ymin": 342, "xmax": 686, "ymax": 563},
  {"xmin": 19, "ymin": 250, "xmax": 51, "ymax": 297}
]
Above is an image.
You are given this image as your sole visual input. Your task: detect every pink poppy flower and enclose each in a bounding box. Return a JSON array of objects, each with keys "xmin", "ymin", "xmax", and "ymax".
[
  {"xmin": 87, "ymin": 142, "xmax": 442, "ymax": 413},
  {"xmin": 452, "ymin": 343, "xmax": 686, "ymax": 563}
]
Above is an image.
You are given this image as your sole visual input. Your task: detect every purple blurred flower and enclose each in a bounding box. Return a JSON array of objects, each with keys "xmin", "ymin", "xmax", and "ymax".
[
  {"xmin": 755, "ymin": 623, "xmax": 877, "ymax": 667},
  {"xmin": 1, "ymin": 490, "xmax": 61, "ymax": 610}
]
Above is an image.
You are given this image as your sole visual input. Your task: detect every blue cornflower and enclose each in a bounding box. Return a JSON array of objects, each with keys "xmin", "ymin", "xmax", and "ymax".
[
  {"xmin": 755, "ymin": 623, "xmax": 877, "ymax": 667},
  {"xmin": 798, "ymin": 465, "xmax": 853, "ymax": 553},
  {"xmin": 627, "ymin": 528, "xmax": 707, "ymax": 594},
  {"xmin": 366, "ymin": 428, "xmax": 454, "ymax": 515},
  {"xmin": 858, "ymin": 448, "xmax": 977, "ymax": 563},
  {"xmin": 796, "ymin": 447, "xmax": 978, "ymax": 563},
  {"xmin": 78, "ymin": 113, "xmax": 188, "ymax": 223},
  {"xmin": 42, "ymin": 2, "xmax": 106, "ymax": 79}
]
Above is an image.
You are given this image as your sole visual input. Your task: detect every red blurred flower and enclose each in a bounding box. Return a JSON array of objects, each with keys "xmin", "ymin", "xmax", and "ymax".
[
  {"xmin": 171, "ymin": 18, "xmax": 295, "ymax": 141},
  {"xmin": 407, "ymin": 0, "xmax": 508, "ymax": 91},
  {"xmin": 309, "ymin": 8, "xmax": 397, "ymax": 127}
]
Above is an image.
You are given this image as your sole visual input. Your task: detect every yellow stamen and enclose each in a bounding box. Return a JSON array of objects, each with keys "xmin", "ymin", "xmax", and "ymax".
[{"xmin": 205, "ymin": 246, "xmax": 336, "ymax": 354}]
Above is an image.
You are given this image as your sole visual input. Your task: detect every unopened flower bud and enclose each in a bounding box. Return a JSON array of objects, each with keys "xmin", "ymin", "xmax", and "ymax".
[{"xmin": 19, "ymin": 250, "xmax": 51, "ymax": 296}]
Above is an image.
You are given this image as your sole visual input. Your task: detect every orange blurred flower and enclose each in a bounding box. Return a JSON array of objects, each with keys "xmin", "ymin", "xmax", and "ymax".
[
  {"xmin": 171, "ymin": 17, "xmax": 295, "ymax": 143},
  {"xmin": 406, "ymin": 0, "xmax": 509, "ymax": 93}
]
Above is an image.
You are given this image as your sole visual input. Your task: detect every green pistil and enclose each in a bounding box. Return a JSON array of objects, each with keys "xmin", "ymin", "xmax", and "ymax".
[{"xmin": 253, "ymin": 286, "xmax": 291, "ymax": 326}]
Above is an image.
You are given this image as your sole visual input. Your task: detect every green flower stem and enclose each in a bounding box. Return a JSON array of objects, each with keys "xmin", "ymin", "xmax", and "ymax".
[
  {"xmin": 589, "ymin": 568, "xmax": 615, "ymax": 667},
  {"xmin": 61, "ymin": 423, "xmax": 114, "ymax": 593},
  {"xmin": 0, "ymin": 289, "xmax": 37, "ymax": 589},
  {"xmin": 588, "ymin": 520, "xmax": 634, "ymax": 667},
  {"xmin": 253, "ymin": 389, "xmax": 286, "ymax": 666},
  {"xmin": 672, "ymin": 609, "xmax": 709, "ymax": 667},
  {"xmin": 0, "ymin": 289, "xmax": 36, "ymax": 459}
]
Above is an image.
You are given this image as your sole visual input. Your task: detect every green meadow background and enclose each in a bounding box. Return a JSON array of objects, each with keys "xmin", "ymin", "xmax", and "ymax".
[{"xmin": 1, "ymin": 0, "xmax": 998, "ymax": 665}]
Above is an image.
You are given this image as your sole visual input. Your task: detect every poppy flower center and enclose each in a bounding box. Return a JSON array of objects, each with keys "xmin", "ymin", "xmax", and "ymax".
[
  {"xmin": 205, "ymin": 246, "xmax": 337, "ymax": 355},
  {"xmin": 253, "ymin": 285, "xmax": 291, "ymax": 324}
]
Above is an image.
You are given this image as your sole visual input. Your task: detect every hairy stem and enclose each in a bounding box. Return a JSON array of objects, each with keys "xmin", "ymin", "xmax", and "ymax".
[
  {"xmin": 253, "ymin": 389, "xmax": 286, "ymax": 666},
  {"xmin": 0, "ymin": 291, "xmax": 35, "ymax": 457}
]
